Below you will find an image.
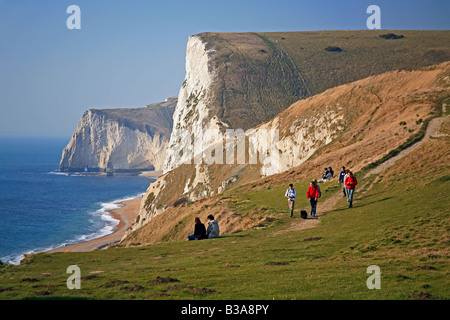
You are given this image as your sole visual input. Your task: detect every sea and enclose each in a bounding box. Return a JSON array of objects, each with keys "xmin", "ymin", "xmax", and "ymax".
[{"xmin": 0, "ymin": 137, "xmax": 154, "ymax": 265}]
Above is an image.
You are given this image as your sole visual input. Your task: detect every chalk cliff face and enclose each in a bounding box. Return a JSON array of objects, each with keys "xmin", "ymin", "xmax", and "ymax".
[
  {"xmin": 163, "ymin": 32, "xmax": 311, "ymax": 173},
  {"xmin": 163, "ymin": 35, "xmax": 224, "ymax": 173},
  {"xmin": 60, "ymin": 98, "xmax": 176, "ymax": 172}
]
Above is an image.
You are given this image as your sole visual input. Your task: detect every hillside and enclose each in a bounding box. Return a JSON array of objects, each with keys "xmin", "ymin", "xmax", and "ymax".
[
  {"xmin": 163, "ymin": 30, "xmax": 450, "ymax": 173},
  {"xmin": 59, "ymin": 97, "xmax": 176, "ymax": 172},
  {"xmin": 0, "ymin": 95, "xmax": 448, "ymax": 300},
  {"xmin": 123, "ymin": 62, "xmax": 450, "ymax": 244},
  {"xmin": 199, "ymin": 30, "xmax": 450, "ymax": 132}
]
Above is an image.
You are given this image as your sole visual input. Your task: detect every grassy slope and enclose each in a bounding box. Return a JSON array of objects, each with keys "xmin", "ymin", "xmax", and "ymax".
[
  {"xmin": 263, "ymin": 30, "xmax": 450, "ymax": 96},
  {"xmin": 1, "ymin": 117, "xmax": 448, "ymax": 299},
  {"xmin": 199, "ymin": 31, "xmax": 450, "ymax": 131}
]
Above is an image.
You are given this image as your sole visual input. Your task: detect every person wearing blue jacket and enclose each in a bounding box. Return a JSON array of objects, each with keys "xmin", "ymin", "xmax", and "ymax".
[{"xmin": 338, "ymin": 167, "xmax": 347, "ymax": 197}]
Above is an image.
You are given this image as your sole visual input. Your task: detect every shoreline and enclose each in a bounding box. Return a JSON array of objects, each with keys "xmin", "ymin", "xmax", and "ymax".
[
  {"xmin": 46, "ymin": 170, "xmax": 160, "ymax": 254},
  {"xmin": 48, "ymin": 196, "xmax": 142, "ymax": 253}
]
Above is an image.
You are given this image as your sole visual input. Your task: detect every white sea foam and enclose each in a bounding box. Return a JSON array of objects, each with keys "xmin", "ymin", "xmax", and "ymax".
[
  {"xmin": 47, "ymin": 171, "xmax": 70, "ymax": 176},
  {"xmin": 1, "ymin": 193, "xmax": 144, "ymax": 265}
]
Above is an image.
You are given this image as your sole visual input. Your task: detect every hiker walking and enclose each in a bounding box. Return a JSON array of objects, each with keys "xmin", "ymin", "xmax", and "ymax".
[
  {"xmin": 314, "ymin": 179, "xmax": 322, "ymax": 199},
  {"xmin": 284, "ymin": 183, "xmax": 297, "ymax": 217},
  {"xmin": 339, "ymin": 167, "xmax": 347, "ymax": 197},
  {"xmin": 344, "ymin": 171, "xmax": 358, "ymax": 208},
  {"xmin": 306, "ymin": 180, "xmax": 320, "ymax": 217}
]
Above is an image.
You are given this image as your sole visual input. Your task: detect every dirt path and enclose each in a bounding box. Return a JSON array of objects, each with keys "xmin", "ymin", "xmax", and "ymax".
[
  {"xmin": 272, "ymin": 104, "xmax": 448, "ymax": 236},
  {"xmin": 364, "ymin": 105, "xmax": 448, "ymax": 179},
  {"xmin": 271, "ymin": 186, "xmax": 344, "ymax": 235}
]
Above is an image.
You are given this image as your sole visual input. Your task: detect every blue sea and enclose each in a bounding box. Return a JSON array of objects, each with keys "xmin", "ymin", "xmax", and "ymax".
[{"xmin": 0, "ymin": 137, "xmax": 154, "ymax": 265}]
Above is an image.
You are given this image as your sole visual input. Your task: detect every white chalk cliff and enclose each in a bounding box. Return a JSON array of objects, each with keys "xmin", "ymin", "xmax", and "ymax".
[
  {"xmin": 163, "ymin": 35, "xmax": 226, "ymax": 173},
  {"xmin": 60, "ymin": 98, "xmax": 176, "ymax": 172}
]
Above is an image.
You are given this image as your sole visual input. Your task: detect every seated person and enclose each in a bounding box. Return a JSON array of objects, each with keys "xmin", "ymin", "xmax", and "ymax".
[
  {"xmin": 321, "ymin": 167, "xmax": 329, "ymax": 180},
  {"xmin": 206, "ymin": 215, "xmax": 220, "ymax": 239},
  {"xmin": 327, "ymin": 167, "xmax": 334, "ymax": 179},
  {"xmin": 187, "ymin": 217, "xmax": 207, "ymax": 240}
]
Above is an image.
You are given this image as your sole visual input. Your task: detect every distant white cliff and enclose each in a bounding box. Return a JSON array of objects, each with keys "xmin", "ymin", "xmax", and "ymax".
[{"xmin": 59, "ymin": 98, "xmax": 176, "ymax": 172}]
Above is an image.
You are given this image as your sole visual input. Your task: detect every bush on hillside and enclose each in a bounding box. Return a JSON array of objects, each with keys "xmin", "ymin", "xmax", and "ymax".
[
  {"xmin": 324, "ymin": 46, "xmax": 343, "ymax": 52},
  {"xmin": 380, "ymin": 33, "xmax": 404, "ymax": 40}
]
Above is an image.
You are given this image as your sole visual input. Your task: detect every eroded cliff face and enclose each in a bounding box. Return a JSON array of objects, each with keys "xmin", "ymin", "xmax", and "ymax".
[
  {"xmin": 163, "ymin": 35, "xmax": 225, "ymax": 173},
  {"xmin": 60, "ymin": 98, "xmax": 176, "ymax": 172}
]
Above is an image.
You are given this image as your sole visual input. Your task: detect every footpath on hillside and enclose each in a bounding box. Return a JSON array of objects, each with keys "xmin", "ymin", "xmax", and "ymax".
[{"xmin": 272, "ymin": 103, "xmax": 448, "ymax": 236}]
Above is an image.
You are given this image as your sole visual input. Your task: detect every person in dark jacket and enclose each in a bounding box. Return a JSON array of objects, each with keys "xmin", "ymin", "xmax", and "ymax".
[
  {"xmin": 338, "ymin": 166, "xmax": 347, "ymax": 197},
  {"xmin": 328, "ymin": 167, "xmax": 334, "ymax": 178},
  {"xmin": 187, "ymin": 217, "xmax": 207, "ymax": 240}
]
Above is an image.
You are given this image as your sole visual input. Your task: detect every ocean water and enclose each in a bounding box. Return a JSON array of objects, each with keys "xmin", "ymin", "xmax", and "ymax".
[{"xmin": 0, "ymin": 137, "xmax": 153, "ymax": 265}]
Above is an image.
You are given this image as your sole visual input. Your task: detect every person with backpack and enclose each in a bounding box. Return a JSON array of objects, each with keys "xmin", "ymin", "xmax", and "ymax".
[
  {"xmin": 284, "ymin": 183, "xmax": 297, "ymax": 217},
  {"xmin": 314, "ymin": 179, "xmax": 322, "ymax": 199},
  {"xmin": 339, "ymin": 166, "xmax": 347, "ymax": 197},
  {"xmin": 344, "ymin": 171, "xmax": 358, "ymax": 208},
  {"xmin": 206, "ymin": 215, "xmax": 220, "ymax": 239},
  {"xmin": 306, "ymin": 180, "xmax": 320, "ymax": 217},
  {"xmin": 187, "ymin": 217, "xmax": 207, "ymax": 240}
]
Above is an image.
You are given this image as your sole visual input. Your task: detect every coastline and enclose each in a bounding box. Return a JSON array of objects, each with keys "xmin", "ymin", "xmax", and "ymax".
[
  {"xmin": 47, "ymin": 170, "xmax": 159, "ymax": 254},
  {"xmin": 48, "ymin": 196, "xmax": 142, "ymax": 253}
]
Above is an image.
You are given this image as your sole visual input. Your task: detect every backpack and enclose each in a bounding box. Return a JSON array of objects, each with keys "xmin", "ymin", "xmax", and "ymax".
[
  {"xmin": 300, "ymin": 210, "xmax": 308, "ymax": 219},
  {"xmin": 317, "ymin": 186, "xmax": 321, "ymax": 198}
]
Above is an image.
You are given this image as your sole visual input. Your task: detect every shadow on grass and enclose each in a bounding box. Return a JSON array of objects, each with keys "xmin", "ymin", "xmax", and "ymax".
[
  {"xmin": 333, "ymin": 196, "xmax": 394, "ymax": 212},
  {"xmin": 220, "ymin": 234, "xmax": 248, "ymax": 239}
]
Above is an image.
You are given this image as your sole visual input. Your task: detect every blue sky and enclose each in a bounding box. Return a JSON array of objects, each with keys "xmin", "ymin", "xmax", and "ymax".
[{"xmin": 0, "ymin": 0, "xmax": 449, "ymax": 136}]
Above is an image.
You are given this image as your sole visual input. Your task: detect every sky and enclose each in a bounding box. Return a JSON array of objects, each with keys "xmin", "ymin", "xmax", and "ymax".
[{"xmin": 0, "ymin": 0, "xmax": 449, "ymax": 137}]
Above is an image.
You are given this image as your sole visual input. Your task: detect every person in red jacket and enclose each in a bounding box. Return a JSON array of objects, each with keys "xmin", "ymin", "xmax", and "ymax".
[
  {"xmin": 306, "ymin": 180, "xmax": 320, "ymax": 217},
  {"xmin": 344, "ymin": 171, "xmax": 358, "ymax": 208}
]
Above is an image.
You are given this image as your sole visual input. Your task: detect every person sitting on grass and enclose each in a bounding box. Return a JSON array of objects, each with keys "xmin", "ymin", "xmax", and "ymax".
[
  {"xmin": 187, "ymin": 217, "xmax": 207, "ymax": 241},
  {"xmin": 321, "ymin": 168, "xmax": 329, "ymax": 180},
  {"xmin": 206, "ymin": 215, "xmax": 220, "ymax": 239},
  {"xmin": 328, "ymin": 167, "xmax": 334, "ymax": 178}
]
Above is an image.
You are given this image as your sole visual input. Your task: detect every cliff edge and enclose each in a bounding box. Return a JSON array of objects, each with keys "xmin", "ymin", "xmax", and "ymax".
[{"xmin": 59, "ymin": 97, "xmax": 176, "ymax": 172}]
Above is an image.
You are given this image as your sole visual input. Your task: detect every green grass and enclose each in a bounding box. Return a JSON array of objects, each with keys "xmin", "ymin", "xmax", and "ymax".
[
  {"xmin": 196, "ymin": 31, "xmax": 450, "ymax": 131},
  {"xmin": 1, "ymin": 169, "xmax": 448, "ymax": 300}
]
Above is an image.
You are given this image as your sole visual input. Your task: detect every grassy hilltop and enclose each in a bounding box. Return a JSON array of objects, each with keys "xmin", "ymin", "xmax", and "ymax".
[{"xmin": 198, "ymin": 30, "xmax": 450, "ymax": 131}]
